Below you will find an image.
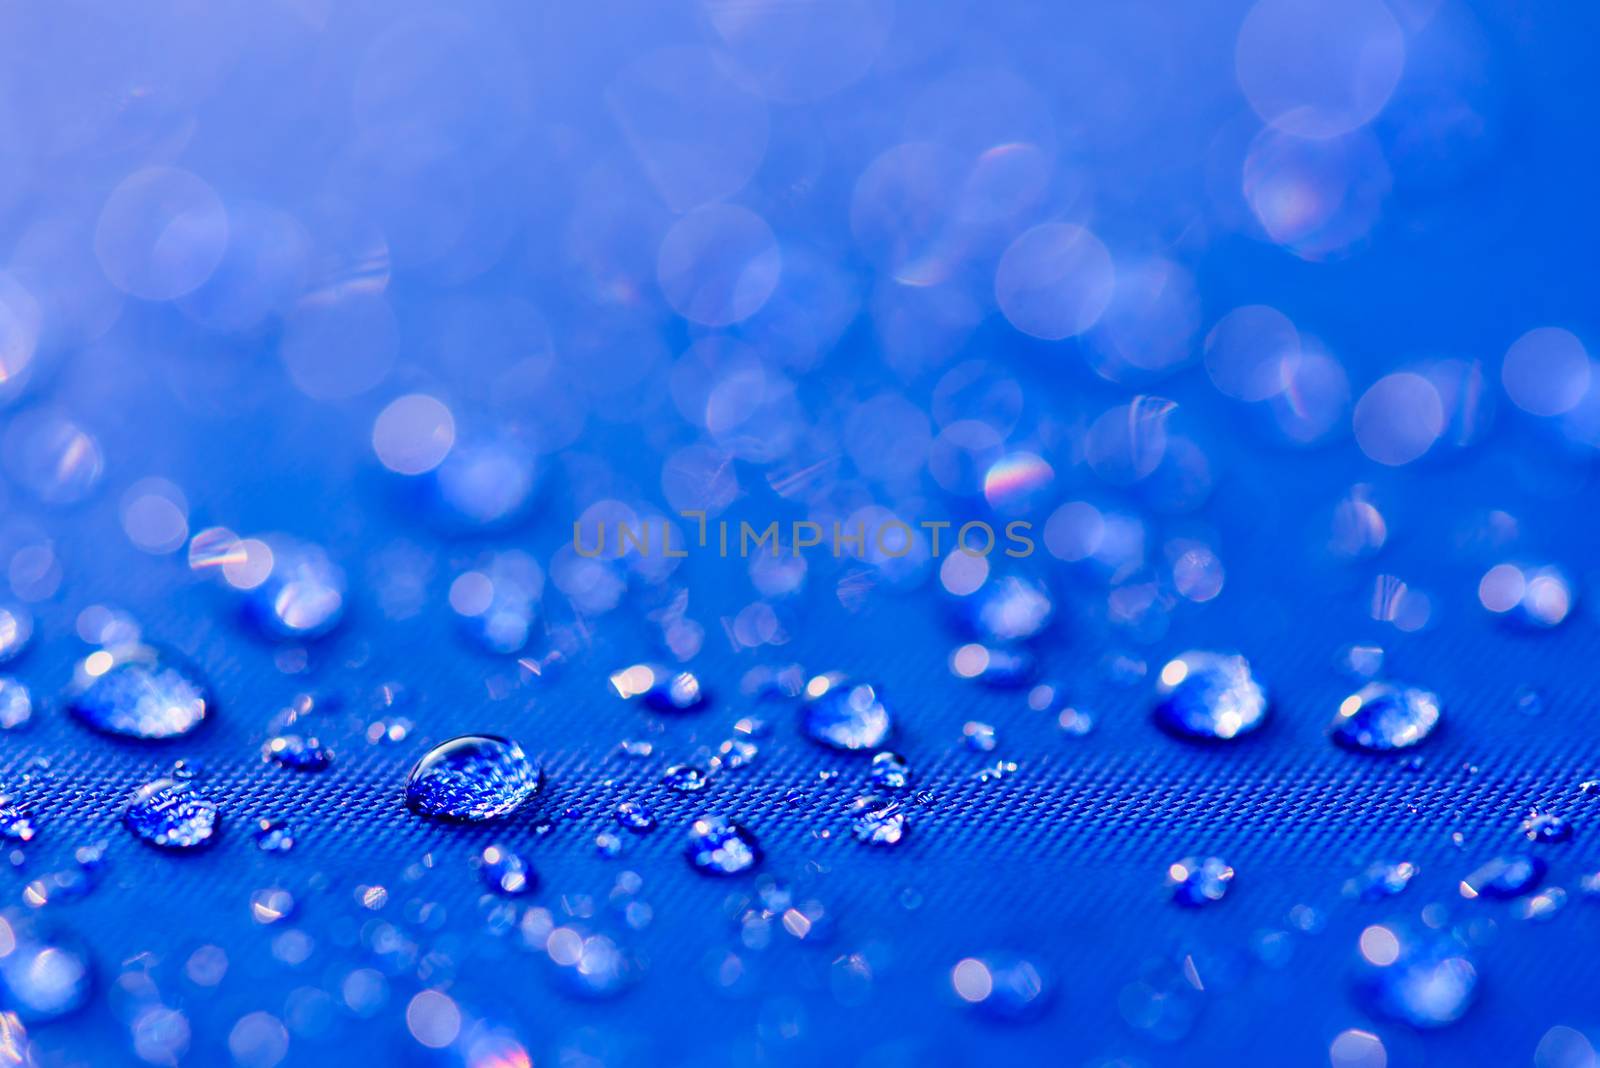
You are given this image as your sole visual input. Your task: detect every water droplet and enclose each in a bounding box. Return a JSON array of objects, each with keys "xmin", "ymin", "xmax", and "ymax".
[
  {"xmin": 1331, "ymin": 683, "xmax": 1441, "ymax": 752},
  {"xmin": 543, "ymin": 927, "xmax": 634, "ymax": 999},
  {"xmin": 1167, "ymin": 856, "xmax": 1234, "ymax": 906},
  {"xmin": 948, "ymin": 643, "xmax": 1036, "ymax": 688},
  {"xmin": 249, "ymin": 888, "xmax": 297, "ymax": 924},
  {"xmin": 851, "ymin": 797, "xmax": 908, "ymax": 847},
  {"xmin": 124, "ymin": 779, "xmax": 220, "ymax": 850},
  {"xmin": 404, "ymin": 736, "xmax": 543, "ymax": 821},
  {"xmin": 594, "ymin": 831, "xmax": 623, "ymax": 858},
  {"xmin": 1479, "ymin": 563, "xmax": 1574, "ymax": 629},
  {"xmin": 1353, "ymin": 926, "xmax": 1477, "ymax": 1029},
  {"xmin": 478, "ymin": 845, "xmax": 535, "ymax": 896},
  {"xmin": 0, "ymin": 605, "xmax": 33, "ymax": 664},
  {"xmin": 449, "ymin": 551, "xmax": 543, "ymax": 655},
  {"xmin": 1344, "ymin": 860, "xmax": 1418, "ymax": 901},
  {"xmin": 1516, "ymin": 886, "xmax": 1567, "ymax": 922},
  {"xmin": 608, "ymin": 663, "xmax": 706, "ymax": 712},
  {"xmin": 869, "ymin": 751, "xmax": 912, "ymax": 792},
  {"xmin": 614, "ymin": 802, "xmax": 656, "ymax": 833},
  {"xmin": 1522, "ymin": 812, "xmax": 1572, "ymax": 843},
  {"xmin": 244, "ymin": 538, "xmax": 347, "ymax": 640},
  {"xmin": 261, "ymin": 734, "xmax": 334, "ymax": 772},
  {"xmin": 1514, "ymin": 685, "xmax": 1544, "ymax": 717},
  {"xmin": 662, "ymin": 764, "xmax": 710, "ymax": 793},
  {"xmin": 953, "ymin": 575, "xmax": 1054, "ymax": 644},
  {"xmin": 685, "ymin": 815, "xmax": 761, "ymax": 876},
  {"xmin": 253, "ymin": 819, "xmax": 295, "ymax": 854},
  {"xmin": 1460, "ymin": 854, "xmax": 1546, "ymax": 899},
  {"xmin": 617, "ymin": 739, "xmax": 653, "ymax": 759},
  {"xmin": 800, "ymin": 674, "xmax": 892, "ymax": 751},
  {"xmin": 713, "ymin": 738, "xmax": 759, "ymax": 771},
  {"xmin": 67, "ymin": 645, "xmax": 212, "ymax": 740},
  {"xmin": 427, "ymin": 434, "xmax": 540, "ymax": 531},
  {"xmin": 0, "ymin": 678, "xmax": 32, "ymax": 730},
  {"xmin": 170, "ymin": 758, "xmax": 202, "ymax": 780},
  {"xmin": 950, "ymin": 954, "xmax": 1050, "ymax": 1022},
  {"xmin": 0, "ymin": 927, "xmax": 91, "ymax": 1022},
  {"xmin": 1337, "ymin": 643, "xmax": 1385, "ymax": 679},
  {"xmin": 962, "ymin": 721, "xmax": 998, "ymax": 752},
  {"xmin": 1152, "ymin": 652, "xmax": 1268, "ymax": 741}
]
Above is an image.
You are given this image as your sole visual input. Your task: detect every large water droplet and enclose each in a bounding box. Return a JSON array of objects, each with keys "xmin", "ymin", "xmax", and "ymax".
[
  {"xmin": 67, "ymin": 645, "xmax": 212, "ymax": 740},
  {"xmin": 801, "ymin": 674, "xmax": 892, "ymax": 751},
  {"xmin": 1331, "ymin": 682, "xmax": 1441, "ymax": 752},
  {"xmin": 1152, "ymin": 652, "xmax": 1267, "ymax": 741},
  {"xmin": 124, "ymin": 779, "xmax": 220, "ymax": 850},
  {"xmin": 1460, "ymin": 854, "xmax": 1546, "ymax": 899},
  {"xmin": 245, "ymin": 537, "xmax": 346, "ymax": 640},
  {"xmin": 405, "ymin": 735, "xmax": 542, "ymax": 821},
  {"xmin": 0, "ymin": 678, "xmax": 33, "ymax": 730},
  {"xmin": 1353, "ymin": 926, "xmax": 1477, "ymax": 1028},
  {"xmin": 950, "ymin": 954, "xmax": 1050, "ymax": 1022},
  {"xmin": 1167, "ymin": 856, "xmax": 1234, "ymax": 906},
  {"xmin": 0, "ymin": 926, "xmax": 92, "ymax": 1022},
  {"xmin": 608, "ymin": 664, "xmax": 706, "ymax": 712},
  {"xmin": 0, "ymin": 605, "xmax": 33, "ymax": 664},
  {"xmin": 685, "ymin": 815, "xmax": 761, "ymax": 875},
  {"xmin": 260, "ymin": 734, "xmax": 334, "ymax": 772},
  {"xmin": 479, "ymin": 844, "xmax": 535, "ymax": 896}
]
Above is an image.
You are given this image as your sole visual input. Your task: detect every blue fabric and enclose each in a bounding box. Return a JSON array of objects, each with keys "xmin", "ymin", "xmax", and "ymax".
[{"xmin": 1, "ymin": 3, "xmax": 1598, "ymax": 1067}]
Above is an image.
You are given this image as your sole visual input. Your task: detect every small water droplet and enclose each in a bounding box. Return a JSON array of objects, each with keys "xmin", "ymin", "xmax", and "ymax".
[
  {"xmin": 800, "ymin": 674, "xmax": 892, "ymax": 751},
  {"xmin": 1516, "ymin": 886, "xmax": 1567, "ymax": 922},
  {"xmin": 124, "ymin": 779, "xmax": 219, "ymax": 850},
  {"xmin": 1522, "ymin": 812, "xmax": 1572, "ymax": 843},
  {"xmin": 1353, "ymin": 926, "xmax": 1476, "ymax": 1028},
  {"xmin": 249, "ymin": 887, "xmax": 297, "ymax": 924},
  {"xmin": 609, "ymin": 664, "xmax": 705, "ymax": 712},
  {"xmin": 242, "ymin": 537, "xmax": 346, "ymax": 640},
  {"xmin": 617, "ymin": 738, "xmax": 653, "ymax": 759},
  {"xmin": 0, "ymin": 605, "xmax": 33, "ymax": 664},
  {"xmin": 404, "ymin": 736, "xmax": 542, "ymax": 821},
  {"xmin": 713, "ymin": 738, "xmax": 759, "ymax": 771},
  {"xmin": 962, "ymin": 721, "xmax": 998, "ymax": 753},
  {"xmin": 594, "ymin": 831, "xmax": 623, "ymax": 858},
  {"xmin": 614, "ymin": 802, "xmax": 656, "ymax": 833},
  {"xmin": 1167, "ymin": 856, "xmax": 1234, "ymax": 906},
  {"xmin": 869, "ymin": 751, "xmax": 911, "ymax": 792},
  {"xmin": 0, "ymin": 678, "xmax": 32, "ymax": 730},
  {"xmin": 67, "ymin": 645, "xmax": 212, "ymax": 740},
  {"xmin": 1337, "ymin": 643, "xmax": 1385, "ymax": 680},
  {"xmin": 1460, "ymin": 854, "xmax": 1546, "ymax": 899},
  {"xmin": 478, "ymin": 845, "xmax": 534, "ymax": 896},
  {"xmin": 253, "ymin": 819, "xmax": 295, "ymax": 853},
  {"xmin": 0, "ymin": 806, "xmax": 35, "ymax": 843},
  {"xmin": 543, "ymin": 926, "xmax": 634, "ymax": 999},
  {"xmin": 1580, "ymin": 779, "xmax": 1600, "ymax": 795},
  {"xmin": 950, "ymin": 954, "xmax": 1050, "ymax": 1022},
  {"xmin": 851, "ymin": 797, "xmax": 908, "ymax": 846},
  {"xmin": 0, "ymin": 928, "xmax": 91, "ymax": 1022},
  {"xmin": 1152, "ymin": 652, "xmax": 1268, "ymax": 741},
  {"xmin": 450, "ymin": 551, "xmax": 543, "ymax": 655},
  {"xmin": 1344, "ymin": 860, "xmax": 1418, "ymax": 901},
  {"xmin": 1514, "ymin": 685, "xmax": 1544, "ymax": 716},
  {"xmin": 261, "ymin": 734, "xmax": 334, "ymax": 772},
  {"xmin": 949, "ymin": 643, "xmax": 1036, "ymax": 688},
  {"xmin": 662, "ymin": 764, "xmax": 710, "ymax": 793},
  {"xmin": 685, "ymin": 815, "xmax": 761, "ymax": 876},
  {"xmin": 170, "ymin": 758, "xmax": 203, "ymax": 780},
  {"xmin": 1331, "ymin": 682, "xmax": 1441, "ymax": 752}
]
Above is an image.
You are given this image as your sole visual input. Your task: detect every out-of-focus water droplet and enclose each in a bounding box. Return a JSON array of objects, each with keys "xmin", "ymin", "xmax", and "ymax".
[
  {"xmin": 800, "ymin": 674, "xmax": 892, "ymax": 751},
  {"xmin": 1167, "ymin": 856, "xmax": 1234, "ymax": 906},
  {"xmin": 950, "ymin": 954, "xmax": 1050, "ymax": 1022},
  {"xmin": 261, "ymin": 734, "xmax": 334, "ymax": 772},
  {"xmin": 404, "ymin": 736, "xmax": 542, "ymax": 821},
  {"xmin": 0, "ymin": 679, "xmax": 32, "ymax": 730},
  {"xmin": 449, "ymin": 552, "xmax": 543, "ymax": 655},
  {"xmin": 543, "ymin": 926, "xmax": 635, "ymax": 999},
  {"xmin": 1478, "ymin": 563, "xmax": 1574, "ymax": 629},
  {"xmin": 478, "ymin": 845, "xmax": 534, "ymax": 896},
  {"xmin": 427, "ymin": 435, "xmax": 539, "ymax": 531},
  {"xmin": 713, "ymin": 738, "xmax": 759, "ymax": 771},
  {"xmin": 253, "ymin": 819, "xmax": 295, "ymax": 854},
  {"xmin": 614, "ymin": 801, "xmax": 656, "ymax": 833},
  {"xmin": 608, "ymin": 664, "xmax": 706, "ymax": 712},
  {"xmin": 1522, "ymin": 812, "xmax": 1572, "ymax": 844},
  {"xmin": 1516, "ymin": 886, "xmax": 1568, "ymax": 922},
  {"xmin": 1353, "ymin": 925, "xmax": 1477, "ymax": 1029},
  {"xmin": 124, "ymin": 779, "xmax": 220, "ymax": 850},
  {"xmin": 1514, "ymin": 685, "xmax": 1544, "ymax": 717},
  {"xmin": 948, "ymin": 643, "xmax": 1036, "ymax": 688},
  {"xmin": 249, "ymin": 888, "xmax": 296, "ymax": 925},
  {"xmin": 0, "ymin": 926, "xmax": 91, "ymax": 1022},
  {"xmin": 1460, "ymin": 854, "xmax": 1546, "ymax": 899},
  {"xmin": 594, "ymin": 831, "xmax": 623, "ymax": 857},
  {"xmin": 952, "ymin": 575, "xmax": 1054, "ymax": 644},
  {"xmin": 851, "ymin": 797, "xmax": 907, "ymax": 846},
  {"xmin": 962, "ymin": 721, "xmax": 998, "ymax": 752},
  {"xmin": 685, "ymin": 815, "xmax": 761, "ymax": 876},
  {"xmin": 869, "ymin": 751, "xmax": 911, "ymax": 792},
  {"xmin": 1331, "ymin": 682, "xmax": 1441, "ymax": 752},
  {"xmin": 1152, "ymin": 652, "xmax": 1268, "ymax": 741},
  {"xmin": 67, "ymin": 645, "xmax": 212, "ymax": 740},
  {"xmin": 617, "ymin": 739, "xmax": 654, "ymax": 759},
  {"xmin": 244, "ymin": 538, "xmax": 347, "ymax": 641},
  {"xmin": 1337, "ymin": 643, "xmax": 1385, "ymax": 679},
  {"xmin": 0, "ymin": 606, "xmax": 32, "ymax": 665},
  {"xmin": 2, "ymin": 412, "xmax": 104, "ymax": 505},
  {"xmin": 0, "ymin": 807, "xmax": 35, "ymax": 843},
  {"xmin": 1344, "ymin": 860, "xmax": 1418, "ymax": 901},
  {"xmin": 662, "ymin": 764, "xmax": 710, "ymax": 793}
]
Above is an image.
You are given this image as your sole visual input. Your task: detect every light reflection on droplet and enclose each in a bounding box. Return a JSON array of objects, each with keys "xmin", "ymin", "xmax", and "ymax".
[
  {"xmin": 120, "ymin": 478, "xmax": 190, "ymax": 555},
  {"xmin": 1353, "ymin": 372, "xmax": 1444, "ymax": 466},
  {"xmin": 372, "ymin": 395, "xmax": 456, "ymax": 475},
  {"xmin": 1503, "ymin": 327, "xmax": 1590, "ymax": 417}
]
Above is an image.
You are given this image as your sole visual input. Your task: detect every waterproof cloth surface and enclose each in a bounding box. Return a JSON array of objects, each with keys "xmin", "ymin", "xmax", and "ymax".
[{"xmin": 1, "ymin": 4, "xmax": 1599, "ymax": 1068}]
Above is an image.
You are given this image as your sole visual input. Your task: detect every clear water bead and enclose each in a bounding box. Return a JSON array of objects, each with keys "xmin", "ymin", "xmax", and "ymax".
[
  {"xmin": 1167, "ymin": 856, "xmax": 1234, "ymax": 906},
  {"xmin": 124, "ymin": 778, "xmax": 220, "ymax": 850},
  {"xmin": 851, "ymin": 797, "xmax": 908, "ymax": 846},
  {"xmin": 1331, "ymin": 682, "xmax": 1441, "ymax": 752},
  {"xmin": 67, "ymin": 645, "xmax": 212, "ymax": 740},
  {"xmin": 614, "ymin": 801, "xmax": 656, "ymax": 833},
  {"xmin": 950, "ymin": 954, "xmax": 1050, "ymax": 1022},
  {"xmin": 1460, "ymin": 854, "xmax": 1547, "ymax": 899},
  {"xmin": 685, "ymin": 815, "xmax": 761, "ymax": 876},
  {"xmin": 261, "ymin": 734, "xmax": 334, "ymax": 772},
  {"xmin": 1353, "ymin": 927, "xmax": 1477, "ymax": 1029},
  {"xmin": 0, "ymin": 678, "xmax": 33, "ymax": 730},
  {"xmin": 609, "ymin": 663, "xmax": 706, "ymax": 712},
  {"xmin": 0, "ymin": 927, "xmax": 92, "ymax": 1022},
  {"xmin": 404, "ymin": 735, "xmax": 543, "ymax": 821},
  {"xmin": 662, "ymin": 764, "xmax": 710, "ymax": 793},
  {"xmin": 1522, "ymin": 812, "xmax": 1572, "ymax": 843},
  {"xmin": 801, "ymin": 674, "xmax": 893, "ymax": 751},
  {"xmin": 479, "ymin": 845, "xmax": 535, "ymax": 896},
  {"xmin": 1152, "ymin": 652, "xmax": 1268, "ymax": 741},
  {"xmin": 245, "ymin": 537, "xmax": 347, "ymax": 640},
  {"xmin": 0, "ymin": 605, "xmax": 33, "ymax": 664},
  {"xmin": 869, "ymin": 751, "xmax": 912, "ymax": 792}
]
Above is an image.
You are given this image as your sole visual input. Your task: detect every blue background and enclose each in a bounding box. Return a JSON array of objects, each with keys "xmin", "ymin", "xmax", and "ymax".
[{"xmin": 1, "ymin": 2, "xmax": 1599, "ymax": 1065}]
